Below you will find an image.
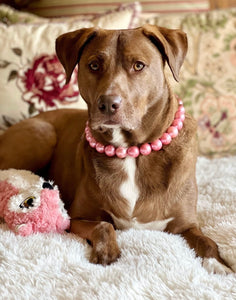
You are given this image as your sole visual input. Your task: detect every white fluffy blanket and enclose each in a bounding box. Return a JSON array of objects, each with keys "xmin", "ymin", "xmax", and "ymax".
[{"xmin": 0, "ymin": 156, "xmax": 236, "ymax": 299}]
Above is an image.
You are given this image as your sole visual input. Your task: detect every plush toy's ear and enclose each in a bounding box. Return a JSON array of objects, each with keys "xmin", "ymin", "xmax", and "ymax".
[
  {"xmin": 56, "ymin": 27, "xmax": 97, "ymax": 84},
  {"xmin": 142, "ymin": 24, "xmax": 188, "ymax": 81}
]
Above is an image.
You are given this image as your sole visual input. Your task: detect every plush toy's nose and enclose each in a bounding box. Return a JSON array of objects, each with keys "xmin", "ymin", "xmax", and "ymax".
[{"xmin": 42, "ymin": 182, "xmax": 54, "ymax": 190}]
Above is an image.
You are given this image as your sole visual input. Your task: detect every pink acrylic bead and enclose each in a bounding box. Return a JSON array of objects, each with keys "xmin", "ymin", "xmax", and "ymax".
[
  {"xmin": 89, "ymin": 137, "xmax": 97, "ymax": 148},
  {"xmin": 160, "ymin": 133, "xmax": 172, "ymax": 145},
  {"xmin": 167, "ymin": 126, "xmax": 179, "ymax": 138},
  {"xmin": 116, "ymin": 146, "xmax": 127, "ymax": 158},
  {"xmin": 127, "ymin": 146, "xmax": 140, "ymax": 158},
  {"xmin": 178, "ymin": 100, "xmax": 183, "ymax": 105},
  {"xmin": 96, "ymin": 142, "xmax": 105, "ymax": 153},
  {"xmin": 85, "ymin": 126, "xmax": 90, "ymax": 134},
  {"xmin": 105, "ymin": 145, "xmax": 116, "ymax": 157},
  {"xmin": 151, "ymin": 139, "xmax": 162, "ymax": 151},
  {"xmin": 172, "ymin": 119, "xmax": 183, "ymax": 130},
  {"xmin": 86, "ymin": 133, "xmax": 92, "ymax": 142},
  {"xmin": 175, "ymin": 111, "xmax": 185, "ymax": 121},
  {"xmin": 178, "ymin": 106, "xmax": 185, "ymax": 113},
  {"xmin": 140, "ymin": 143, "xmax": 152, "ymax": 156}
]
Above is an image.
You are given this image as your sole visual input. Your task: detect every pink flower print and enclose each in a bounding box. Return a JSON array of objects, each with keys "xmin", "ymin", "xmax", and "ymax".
[{"xmin": 17, "ymin": 54, "xmax": 79, "ymax": 111}]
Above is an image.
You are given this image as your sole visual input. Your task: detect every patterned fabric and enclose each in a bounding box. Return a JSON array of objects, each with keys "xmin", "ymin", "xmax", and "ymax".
[
  {"xmin": 0, "ymin": 3, "xmax": 141, "ymax": 132},
  {"xmin": 141, "ymin": 8, "xmax": 236, "ymax": 157},
  {"xmin": 21, "ymin": 0, "xmax": 209, "ymax": 18},
  {"xmin": 0, "ymin": 2, "xmax": 141, "ymax": 26},
  {"xmin": 17, "ymin": 54, "xmax": 79, "ymax": 110}
]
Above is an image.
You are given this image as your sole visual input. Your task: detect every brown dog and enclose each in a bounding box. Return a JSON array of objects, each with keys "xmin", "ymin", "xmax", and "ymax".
[{"xmin": 0, "ymin": 25, "xmax": 232, "ymax": 273}]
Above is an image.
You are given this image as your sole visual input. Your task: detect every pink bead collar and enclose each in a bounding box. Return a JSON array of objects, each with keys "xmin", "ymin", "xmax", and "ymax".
[{"xmin": 85, "ymin": 98, "xmax": 185, "ymax": 158}]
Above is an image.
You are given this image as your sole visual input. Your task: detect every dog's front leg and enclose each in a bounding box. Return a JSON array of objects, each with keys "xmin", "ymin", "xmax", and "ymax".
[
  {"xmin": 70, "ymin": 219, "xmax": 121, "ymax": 265},
  {"xmin": 181, "ymin": 227, "xmax": 233, "ymax": 274}
]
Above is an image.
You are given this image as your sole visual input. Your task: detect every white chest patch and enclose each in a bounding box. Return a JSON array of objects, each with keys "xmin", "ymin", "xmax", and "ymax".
[
  {"xmin": 111, "ymin": 128, "xmax": 127, "ymax": 147},
  {"xmin": 119, "ymin": 156, "xmax": 140, "ymax": 216},
  {"xmin": 110, "ymin": 128, "xmax": 139, "ymax": 215},
  {"xmin": 110, "ymin": 129, "xmax": 174, "ymax": 232}
]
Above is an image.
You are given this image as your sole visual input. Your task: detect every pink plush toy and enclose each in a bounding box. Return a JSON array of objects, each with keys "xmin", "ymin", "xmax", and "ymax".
[{"xmin": 0, "ymin": 169, "xmax": 70, "ymax": 236}]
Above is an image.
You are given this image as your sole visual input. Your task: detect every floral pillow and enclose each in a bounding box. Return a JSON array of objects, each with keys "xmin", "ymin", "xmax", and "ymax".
[
  {"xmin": 142, "ymin": 8, "xmax": 236, "ymax": 157},
  {"xmin": 0, "ymin": 2, "xmax": 141, "ymax": 132}
]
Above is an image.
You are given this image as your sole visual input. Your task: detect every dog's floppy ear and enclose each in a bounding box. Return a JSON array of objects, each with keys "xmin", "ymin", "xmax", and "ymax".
[
  {"xmin": 142, "ymin": 24, "xmax": 187, "ymax": 81},
  {"xmin": 56, "ymin": 27, "xmax": 97, "ymax": 84}
]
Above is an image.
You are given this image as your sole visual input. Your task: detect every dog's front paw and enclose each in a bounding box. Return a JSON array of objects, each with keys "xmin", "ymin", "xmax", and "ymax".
[
  {"xmin": 90, "ymin": 222, "xmax": 121, "ymax": 266},
  {"xmin": 203, "ymin": 258, "xmax": 234, "ymax": 275}
]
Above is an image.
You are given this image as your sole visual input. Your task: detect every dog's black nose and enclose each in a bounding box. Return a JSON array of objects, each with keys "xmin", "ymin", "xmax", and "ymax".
[{"xmin": 98, "ymin": 95, "xmax": 122, "ymax": 115}]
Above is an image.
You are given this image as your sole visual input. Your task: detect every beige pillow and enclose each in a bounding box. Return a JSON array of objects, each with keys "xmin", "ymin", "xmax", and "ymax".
[
  {"xmin": 0, "ymin": 3, "xmax": 141, "ymax": 27},
  {"xmin": 141, "ymin": 8, "xmax": 236, "ymax": 157},
  {"xmin": 0, "ymin": 2, "xmax": 141, "ymax": 132}
]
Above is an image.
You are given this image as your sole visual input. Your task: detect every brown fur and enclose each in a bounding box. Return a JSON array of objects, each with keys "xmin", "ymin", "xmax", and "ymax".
[{"xmin": 0, "ymin": 25, "xmax": 230, "ymax": 268}]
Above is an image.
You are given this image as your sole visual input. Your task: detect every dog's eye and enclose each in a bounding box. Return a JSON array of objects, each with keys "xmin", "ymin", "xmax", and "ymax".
[
  {"xmin": 133, "ymin": 61, "xmax": 145, "ymax": 72},
  {"xmin": 19, "ymin": 197, "xmax": 35, "ymax": 209},
  {"xmin": 89, "ymin": 61, "xmax": 100, "ymax": 71}
]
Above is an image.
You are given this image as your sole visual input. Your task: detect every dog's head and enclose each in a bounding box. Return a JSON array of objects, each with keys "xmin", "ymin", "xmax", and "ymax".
[{"xmin": 56, "ymin": 26, "xmax": 187, "ymax": 135}]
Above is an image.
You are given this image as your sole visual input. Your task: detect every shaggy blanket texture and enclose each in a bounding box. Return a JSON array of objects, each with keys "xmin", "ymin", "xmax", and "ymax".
[{"xmin": 0, "ymin": 156, "xmax": 236, "ymax": 299}]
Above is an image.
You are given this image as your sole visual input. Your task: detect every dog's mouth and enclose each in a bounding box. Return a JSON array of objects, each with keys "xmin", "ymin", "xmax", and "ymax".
[
  {"xmin": 93, "ymin": 119, "xmax": 135, "ymax": 133},
  {"xmin": 104, "ymin": 120, "xmax": 120, "ymax": 126},
  {"xmin": 90, "ymin": 115, "xmax": 139, "ymax": 133},
  {"xmin": 90, "ymin": 114, "xmax": 122, "ymax": 130},
  {"xmin": 96, "ymin": 122, "xmax": 122, "ymax": 133},
  {"xmin": 89, "ymin": 104, "xmax": 140, "ymax": 133}
]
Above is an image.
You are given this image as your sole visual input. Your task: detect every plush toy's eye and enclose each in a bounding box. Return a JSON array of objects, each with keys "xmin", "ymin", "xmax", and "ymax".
[
  {"xmin": 42, "ymin": 182, "xmax": 54, "ymax": 190},
  {"xmin": 19, "ymin": 197, "xmax": 35, "ymax": 209}
]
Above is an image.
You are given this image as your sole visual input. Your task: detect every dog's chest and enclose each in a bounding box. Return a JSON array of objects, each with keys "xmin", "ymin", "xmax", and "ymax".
[
  {"xmin": 104, "ymin": 129, "xmax": 172, "ymax": 231},
  {"xmin": 114, "ymin": 156, "xmax": 173, "ymax": 231},
  {"xmin": 106, "ymin": 129, "xmax": 140, "ymax": 216}
]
